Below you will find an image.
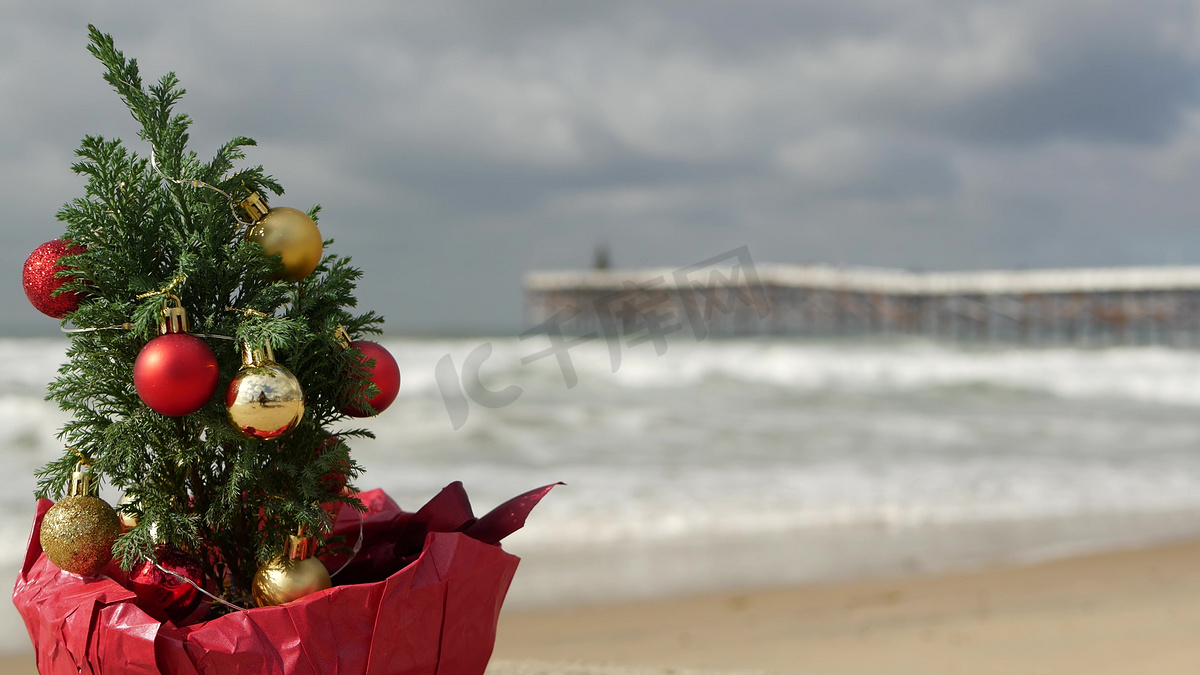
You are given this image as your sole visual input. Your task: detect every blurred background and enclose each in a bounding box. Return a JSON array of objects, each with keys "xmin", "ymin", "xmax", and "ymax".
[{"xmin": 7, "ymin": 2, "xmax": 1200, "ymax": 673}]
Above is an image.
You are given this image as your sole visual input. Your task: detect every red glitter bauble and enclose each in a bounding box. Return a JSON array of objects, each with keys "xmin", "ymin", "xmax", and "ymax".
[
  {"xmin": 340, "ymin": 340, "xmax": 400, "ymax": 417},
  {"xmin": 22, "ymin": 239, "xmax": 86, "ymax": 318},
  {"xmin": 129, "ymin": 545, "xmax": 207, "ymax": 625},
  {"xmin": 134, "ymin": 333, "xmax": 219, "ymax": 416}
]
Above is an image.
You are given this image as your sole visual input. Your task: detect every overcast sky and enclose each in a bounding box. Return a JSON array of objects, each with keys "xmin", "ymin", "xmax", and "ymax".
[{"xmin": 4, "ymin": 1, "xmax": 1200, "ymax": 334}]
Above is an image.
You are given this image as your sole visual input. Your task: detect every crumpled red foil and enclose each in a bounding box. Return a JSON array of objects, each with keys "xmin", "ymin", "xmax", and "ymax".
[{"xmin": 13, "ymin": 482, "xmax": 558, "ymax": 674}]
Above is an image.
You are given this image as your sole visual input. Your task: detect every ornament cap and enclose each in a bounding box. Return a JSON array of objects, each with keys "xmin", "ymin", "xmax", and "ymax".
[
  {"xmin": 286, "ymin": 529, "xmax": 316, "ymax": 560},
  {"xmin": 240, "ymin": 340, "xmax": 276, "ymax": 367},
  {"xmin": 239, "ymin": 193, "xmax": 269, "ymax": 222},
  {"xmin": 67, "ymin": 460, "xmax": 94, "ymax": 497},
  {"xmin": 159, "ymin": 294, "xmax": 190, "ymax": 334},
  {"xmin": 334, "ymin": 325, "xmax": 351, "ymax": 350}
]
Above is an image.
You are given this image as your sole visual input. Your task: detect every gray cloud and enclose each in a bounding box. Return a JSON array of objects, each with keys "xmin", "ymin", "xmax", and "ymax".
[
  {"xmin": 4, "ymin": 1, "xmax": 1200, "ymax": 334},
  {"xmin": 930, "ymin": 3, "xmax": 1200, "ymax": 144}
]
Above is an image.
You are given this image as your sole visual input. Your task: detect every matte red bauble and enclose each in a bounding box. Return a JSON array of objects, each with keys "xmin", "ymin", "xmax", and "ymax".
[
  {"xmin": 128, "ymin": 545, "xmax": 208, "ymax": 625},
  {"xmin": 341, "ymin": 340, "xmax": 400, "ymax": 417},
  {"xmin": 22, "ymin": 239, "xmax": 86, "ymax": 318},
  {"xmin": 134, "ymin": 333, "xmax": 219, "ymax": 416}
]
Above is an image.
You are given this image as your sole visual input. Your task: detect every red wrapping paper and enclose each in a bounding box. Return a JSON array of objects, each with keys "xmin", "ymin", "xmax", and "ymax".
[{"xmin": 13, "ymin": 483, "xmax": 557, "ymax": 674}]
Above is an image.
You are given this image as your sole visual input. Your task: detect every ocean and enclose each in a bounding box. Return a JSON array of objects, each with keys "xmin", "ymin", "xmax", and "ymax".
[{"xmin": 5, "ymin": 335, "xmax": 1200, "ymax": 652}]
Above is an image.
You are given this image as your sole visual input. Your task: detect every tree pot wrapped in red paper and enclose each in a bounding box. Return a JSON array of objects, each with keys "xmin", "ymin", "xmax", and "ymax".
[{"xmin": 13, "ymin": 483, "xmax": 556, "ymax": 675}]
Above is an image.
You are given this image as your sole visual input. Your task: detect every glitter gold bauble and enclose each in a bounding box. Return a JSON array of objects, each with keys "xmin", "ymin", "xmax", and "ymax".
[
  {"xmin": 241, "ymin": 194, "xmax": 323, "ymax": 282},
  {"xmin": 225, "ymin": 342, "xmax": 304, "ymax": 440},
  {"xmin": 40, "ymin": 462, "xmax": 121, "ymax": 575},
  {"xmin": 252, "ymin": 533, "xmax": 332, "ymax": 607}
]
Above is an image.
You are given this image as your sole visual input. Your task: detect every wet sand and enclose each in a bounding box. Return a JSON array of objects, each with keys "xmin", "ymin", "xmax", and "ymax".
[{"xmin": 493, "ymin": 537, "xmax": 1200, "ymax": 674}]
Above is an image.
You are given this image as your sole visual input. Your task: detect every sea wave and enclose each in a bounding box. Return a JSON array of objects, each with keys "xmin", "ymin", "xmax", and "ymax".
[
  {"xmin": 386, "ymin": 337, "xmax": 1200, "ymax": 407},
  {"xmin": 5, "ymin": 336, "xmax": 1200, "ymax": 589},
  {"xmin": 13, "ymin": 335, "xmax": 1200, "ymax": 405}
]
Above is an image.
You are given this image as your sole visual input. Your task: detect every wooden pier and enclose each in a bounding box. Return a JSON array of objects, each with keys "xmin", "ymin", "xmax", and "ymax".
[{"xmin": 524, "ymin": 264, "xmax": 1200, "ymax": 346}]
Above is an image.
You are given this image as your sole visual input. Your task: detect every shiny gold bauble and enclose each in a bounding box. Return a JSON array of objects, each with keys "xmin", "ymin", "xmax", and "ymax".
[
  {"xmin": 226, "ymin": 343, "xmax": 305, "ymax": 440},
  {"xmin": 246, "ymin": 207, "xmax": 323, "ymax": 282},
  {"xmin": 40, "ymin": 495, "xmax": 121, "ymax": 575},
  {"xmin": 252, "ymin": 556, "xmax": 332, "ymax": 607},
  {"xmin": 226, "ymin": 363, "xmax": 305, "ymax": 440}
]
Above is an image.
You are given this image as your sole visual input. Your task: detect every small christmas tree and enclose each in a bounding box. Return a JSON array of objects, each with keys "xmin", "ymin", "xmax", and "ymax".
[
  {"xmin": 27, "ymin": 25, "xmax": 398, "ymax": 612},
  {"xmin": 16, "ymin": 27, "xmax": 552, "ymax": 674}
]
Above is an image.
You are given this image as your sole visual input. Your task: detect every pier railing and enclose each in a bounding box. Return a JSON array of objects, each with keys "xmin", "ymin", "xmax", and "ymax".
[{"xmin": 523, "ymin": 265, "xmax": 1200, "ymax": 346}]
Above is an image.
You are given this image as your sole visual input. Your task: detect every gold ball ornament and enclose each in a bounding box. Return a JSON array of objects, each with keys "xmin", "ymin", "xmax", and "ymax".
[
  {"xmin": 40, "ymin": 462, "xmax": 121, "ymax": 575},
  {"xmin": 225, "ymin": 342, "xmax": 305, "ymax": 440},
  {"xmin": 252, "ymin": 532, "xmax": 332, "ymax": 607},
  {"xmin": 116, "ymin": 493, "xmax": 140, "ymax": 531},
  {"xmin": 240, "ymin": 194, "xmax": 323, "ymax": 282}
]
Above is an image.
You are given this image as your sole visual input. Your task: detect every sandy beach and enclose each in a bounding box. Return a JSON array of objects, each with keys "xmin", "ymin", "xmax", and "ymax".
[
  {"xmin": 5, "ymin": 537, "xmax": 1200, "ymax": 673},
  {"xmin": 492, "ymin": 537, "xmax": 1200, "ymax": 675}
]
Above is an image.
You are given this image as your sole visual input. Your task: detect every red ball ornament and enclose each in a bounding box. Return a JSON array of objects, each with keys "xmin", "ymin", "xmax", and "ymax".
[
  {"xmin": 129, "ymin": 545, "xmax": 208, "ymax": 625},
  {"xmin": 22, "ymin": 239, "xmax": 86, "ymax": 318},
  {"xmin": 341, "ymin": 340, "xmax": 400, "ymax": 417},
  {"xmin": 315, "ymin": 436, "xmax": 352, "ymax": 497},
  {"xmin": 134, "ymin": 333, "xmax": 219, "ymax": 416}
]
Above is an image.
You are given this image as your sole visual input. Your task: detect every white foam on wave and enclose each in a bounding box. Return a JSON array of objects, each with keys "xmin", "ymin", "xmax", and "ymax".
[
  {"xmin": 336, "ymin": 336, "xmax": 1200, "ymax": 562},
  {"xmin": 385, "ymin": 337, "xmax": 1200, "ymax": 407},
  {"xmin": 0, "ymin": 338, "xmax": 66, "ymax": 393},
  {"xmin": 497, "ymin": 458, "xmax": 1200, "ymax": 546}
]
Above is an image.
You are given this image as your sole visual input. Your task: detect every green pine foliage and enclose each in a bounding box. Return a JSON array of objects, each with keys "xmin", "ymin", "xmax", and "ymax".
[{"xmin": 35, "ymin": 26, "xmax": 384, "ymax": 608}]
